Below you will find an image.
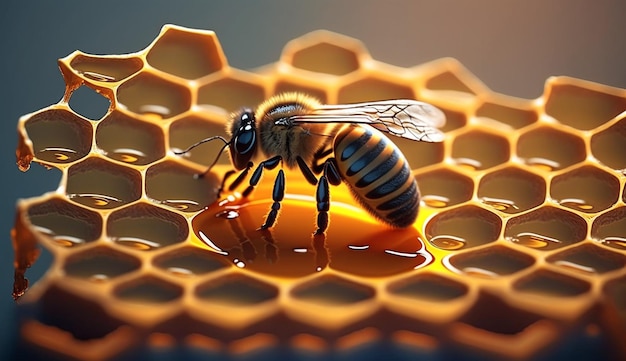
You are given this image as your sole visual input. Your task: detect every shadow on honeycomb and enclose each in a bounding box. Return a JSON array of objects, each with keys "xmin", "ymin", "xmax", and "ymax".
[{"xmin": 12, "ymin": 25, "xmax": 626, "ymax": 360}]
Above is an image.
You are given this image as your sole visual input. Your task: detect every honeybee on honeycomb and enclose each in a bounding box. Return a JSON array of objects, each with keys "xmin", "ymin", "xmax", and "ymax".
[{"xmin": 179, "ymin": 92, "xmax": 446, "ymax": 233}]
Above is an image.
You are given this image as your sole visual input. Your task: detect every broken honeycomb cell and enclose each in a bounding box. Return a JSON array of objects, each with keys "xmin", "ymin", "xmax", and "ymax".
[{"xmin": 12, "ymin": 24, "xmax": 626, "ymax": 361}]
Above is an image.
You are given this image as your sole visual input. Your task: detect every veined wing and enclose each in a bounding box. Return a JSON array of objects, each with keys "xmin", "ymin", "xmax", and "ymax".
[{"xmin": 290, "ymin": 99, "xmax": 446, "ymax": 142}]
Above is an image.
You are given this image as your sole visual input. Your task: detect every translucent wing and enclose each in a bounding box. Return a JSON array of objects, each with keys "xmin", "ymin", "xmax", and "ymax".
[{"xmin": 290, "ymin": 99, "xmax": 446, "ymax": 142}]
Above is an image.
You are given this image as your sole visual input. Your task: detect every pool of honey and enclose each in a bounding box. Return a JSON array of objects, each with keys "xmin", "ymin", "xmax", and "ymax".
[{"xmin": 191, "ymin": 167, "xmax": 433, "ymax": 278}]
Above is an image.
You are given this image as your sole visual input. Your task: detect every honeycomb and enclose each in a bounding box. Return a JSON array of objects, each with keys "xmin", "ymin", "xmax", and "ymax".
[{"xmin": 12, "ymin": 24, "xmax": 626, "ymax": 360}]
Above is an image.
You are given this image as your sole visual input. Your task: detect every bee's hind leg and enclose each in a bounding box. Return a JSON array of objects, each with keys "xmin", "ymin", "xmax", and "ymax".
[{"xmin": 314, "ymin": 158, "xmax": 341, "ymax": 235}]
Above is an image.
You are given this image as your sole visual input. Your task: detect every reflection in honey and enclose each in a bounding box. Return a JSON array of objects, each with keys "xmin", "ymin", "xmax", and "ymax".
[{"xmin": 192, "ymin": 180, "xmax": 433, "ymax": 278}]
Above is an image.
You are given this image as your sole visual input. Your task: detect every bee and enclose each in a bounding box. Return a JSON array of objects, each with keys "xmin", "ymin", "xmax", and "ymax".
[{"xmin": 179, "ymin": 92, "xmax": 445, "ymax": 234}]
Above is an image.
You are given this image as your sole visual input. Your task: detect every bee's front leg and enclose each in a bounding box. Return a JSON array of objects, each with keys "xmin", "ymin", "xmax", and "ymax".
[
  {"xmin": 243, "ymin": 156, "xmax": 283, "ymax": 229},
  {"xmin": 260, "ymin": 169, "xmax": 285, "ymax": 230}
]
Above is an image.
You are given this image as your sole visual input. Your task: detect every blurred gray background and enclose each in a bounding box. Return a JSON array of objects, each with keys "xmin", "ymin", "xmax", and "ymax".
[{"xmin": 2, "ymin": 0, "xmax": 625, "ymax": 358}]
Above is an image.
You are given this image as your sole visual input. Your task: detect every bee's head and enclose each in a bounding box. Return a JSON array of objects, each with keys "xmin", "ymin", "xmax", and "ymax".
[{"xmin": 228, "ymin": 108, "xmax": 257, "ymax": 170}]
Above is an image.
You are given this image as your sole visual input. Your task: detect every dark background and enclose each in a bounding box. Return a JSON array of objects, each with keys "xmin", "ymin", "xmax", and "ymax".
[{"xmin": 2, "ymin": 0, "xmax": 625, "ymax": 358}]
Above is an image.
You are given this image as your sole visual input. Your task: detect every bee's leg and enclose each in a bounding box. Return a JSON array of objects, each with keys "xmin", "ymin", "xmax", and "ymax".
[
  {"xmin": 314, "ymin": 158, "xmax": 341, "ymax": 235},
  {"xmin": 296, "ymin": 156, "xmax": 318, "ymax": 185},
  {"xmin": 223, "ymin": 162, "xmax": 254, "ymax": 197},
  {"xmin": 240, "ymin": 156, "xmax": 283, "ymax": 229},
  {"xmin": 242, "ymin": 156, "xmax": 282, "ymax": 197},
  {"xmin": 312, "ymin": 147, "xmax": 334, "ymax": 174},
  {"xmin": 216, "ymin": 169, "xmax": 237, "ymax": 198},
  {"xmin": 259, "ymin": 169, "xmax": 285, "ymax": 230}
]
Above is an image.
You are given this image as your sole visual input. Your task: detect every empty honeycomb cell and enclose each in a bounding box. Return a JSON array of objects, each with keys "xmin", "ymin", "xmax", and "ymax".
[
  {"xmin": 144, "ymin": 160, "xmax": 220, "ymax": 212},
  {"xmin": 591, "ymin": 206, "xmax": 626, "ymax": 251},
  {"xmin": 67, "ymin": 85, "xmax": 111, "ymax": 121},
  {"xmin": 450, "ymin": 130, "xmax": 510, "ymax": 170},
  {"xmin": 96, "ymin": 110, "xmax": 165, "ymax": 165},
  {"xmin": 66, "ymin": 157, "xmax": 142, "ymax": 209},
  {"xmin": 387, "ymin": 273, "xmax": 468, "ymax": 302},
  {"xmin": 37, "ymin": 285, "xmax": 126, "ymax": 340},
  {"xmin": 146, "ymin": 26, "xmax": 225, "ymax": 79},
  {"xmin": 114, "ymin": 275, "xmax": 184, "ymax": 303},
  {"xmin": 590, "ymin": 115, "xmax": 626, "ymax": 171},
  {"xmin": 513, "ymin": 269, "xmax": 591, "ymax": 297},
  {"xmin": 395, "ymin": 138, "xmax": 444, "ymax": 170},
  {"xmin": 64, "ymin": 246, "xmax": 141, "ymax": 281},
  {"xmin": 273, "ymin": 80, "xmax": 328, "ymax": 103},
  {"xmin": 424, "ymin": 70, "xmax": 477, "ymax": 100},
  {"xmin": 195, "ymin": 274, "xmax": 278, "ymax": 306},
  {"xmin": 27, "ymin": 197, "xmax": 102, "ymax": 247},
  {"xmin": 544, "ymin": 79, "xmax": 626, "ymax": 131},
  {"xmin": 438, "ymin": 108, "xmax": 467, "ymax": 132},
  {"xmin": 116, "ymin": 72, "xmax": 191, "ymax": 119},
  {"xmin": 153, "ymin": 246, "xmax": 229, "ymax": 276},
  {"xmin": 505, "ymin": 206, "xmax": 587, "ymax": 251},
  {"xmin": 477, "ymin": 166, "xmax": 546, "ymax": 214},
  {"xmin": 66, "ymin": 53, "xmax": 143, "ymax": 83},
  {"xmin": 458, "ymin": 291, "xmax": 543, "ymax": 335},
  {"xmin": 517, "ymin": 126, "xmax": 586, "ymax": 171},
  {"xmin": 284, "ymin": 32, "xmax": 363, "ymax": 76},
  {"xmin": 602, "ymin": 276, "xmax": 626, "ymax": 327},
  {"xmin": 425, "ymin": 205, "xmax": 502, "ymax": 250},
  {"xmin": 547, "ymin": 243, "xmax": 626, "ymax": 275},
  {"xmin": 23, "ymin": 107, "xmax": 93, "ymax": 165},
  {"xmin": 169, "ymin": 115, "xmax": 229, "ymax": 167},
  {"xmin": 197, "ymin": 76, "xmax": 266, "ymax": 112},
  {"xmin": 445, "ymin": 245, "xmax": 535, "ymax": 278},
  {"xmin": 291, "ymin": 274, "xmax": 374, "ymax": 306},
  {"xmin": 550, "ymin": 165, "xmax": 620, "ymax": 213},
  {"xmin": 337, "ymin": 76, "xmax": 414, "ymax": 103},
  {"xmin": 475, "ymin": 101, "xmax": 538, "ymax": 129},
  {"xmin": 415, "ymin": 168, "xmax": 473, "ymax": 208},
  {"xmin": 107, "ymin": 203, "xmax": 189, "ymax": 251}
]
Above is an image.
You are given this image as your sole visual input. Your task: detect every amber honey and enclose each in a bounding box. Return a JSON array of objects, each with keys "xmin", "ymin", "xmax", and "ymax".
[{"xmin": 12, "ymin": 25, "xmax": 626, "ymax": 360}]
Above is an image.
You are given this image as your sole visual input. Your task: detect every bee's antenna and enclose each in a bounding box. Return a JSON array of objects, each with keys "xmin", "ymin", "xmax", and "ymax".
[
  {"xmin": 173, "ymin": 136, "xmax": 231, "ymax": 179},
  {"xmin": 173, "ymin": 135, "xmax": 229, "ymax": 155}
]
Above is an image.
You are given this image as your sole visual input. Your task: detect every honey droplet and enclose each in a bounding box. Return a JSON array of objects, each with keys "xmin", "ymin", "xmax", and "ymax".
[
  {"xmin": 166, "ymin": 267, "xmax": 194, "ymax": 277},
  {"xmin": 558, "ymin": 198, "xmax": 594, "ymax": 211},
  {"xmin": 161, "ymin": 199, "xmax": 200, "ymax": 211},
  {"xmin": 40, "ymin": 147, "xmax": 78, "ymax": 162},
  {"xmin": 52, "ymin": 235, "xmax": 86, "ymax": 247},
  {"xmin": 602, "ymin": 237, "xmax": 626, "ymax": 250},
  {"xmin": 89, "ymin": 274, "xmax": 110, "ymax": 282},
  {"xmin": 452, "ymin": 157, "xmax": 482, "ymax": 170},
  {"xmin": 80, "ymin": 71, "xmax": 118, "ymax": 82},
  {"xmin": 68, "ymin": 193, "xmax": 123, "ymax": 208},
  {"xmin": 112, "ymin": 236, "xmax": 161, "ymax": 250},
  {"xmin": 510, "ymin": 232, "xmax": 561, "ymax": 249},
  {"xmin": 429, "ymin": 235, "xmax": 466, "ymax": 250},
  {"xmin": 480, "ymin": 197, "xmax": 519, "ymax": 212},
  {"xmin": 461, "ymin": 266, "xmax": 499, "ymax": 278},
  {"xmin": 523, "ymin": 157, "xmax": 560, "ymax": 171},
  {"xmin": 139, "ymin": 104, "xmax": 171, "ymax": 119},
  {"xmin": 553, "ymin": 260, "xmax": 596, "ymax": 274},
  {"xmin": 111, "ymin": 148, "xmax": 147, "ymax": 164},
  {"xmin": 422, "ymin": 195, "xmax": 450, "ymax": 208}
]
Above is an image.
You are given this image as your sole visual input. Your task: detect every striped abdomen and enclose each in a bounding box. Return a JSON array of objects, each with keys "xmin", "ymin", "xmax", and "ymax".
[{"xmin": 333, "ymin": 125, "xmax": 419, "ymax": 227}]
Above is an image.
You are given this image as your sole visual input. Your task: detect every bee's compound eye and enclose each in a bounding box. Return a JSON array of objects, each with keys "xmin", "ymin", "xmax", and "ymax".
[
  {"xmin": 230, "ymin": 110, "xmax": 256, "ymax": 169},
  {"xmin": 234, "ymin": 129, "xmax": 255, "ymax": 155}
]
